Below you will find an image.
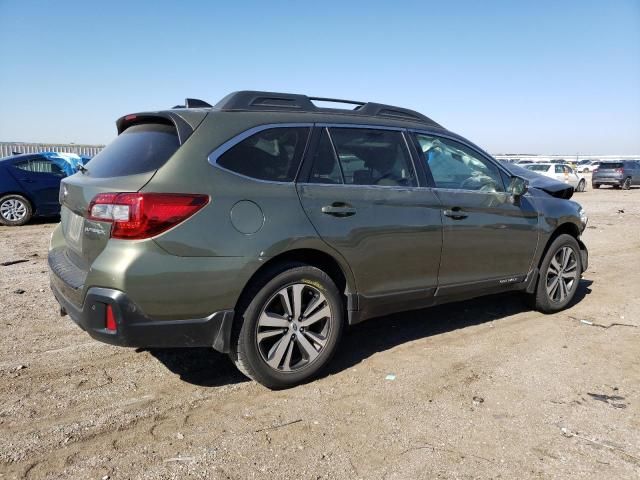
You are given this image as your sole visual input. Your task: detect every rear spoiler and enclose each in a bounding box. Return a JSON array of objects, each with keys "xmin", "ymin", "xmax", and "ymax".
[{"xmin": 115, "ymin": 110, "xmax": 207, "ymax": 145}]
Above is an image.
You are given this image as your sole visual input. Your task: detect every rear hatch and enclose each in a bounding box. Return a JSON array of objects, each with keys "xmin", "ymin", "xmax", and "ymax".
[
  {"xmin": 57, "ymin": 111, "xmax": 207, "ymax": 272},
  {"xmin": 595, "ymin": 162, "xmax": 623, "ymax": 179}
]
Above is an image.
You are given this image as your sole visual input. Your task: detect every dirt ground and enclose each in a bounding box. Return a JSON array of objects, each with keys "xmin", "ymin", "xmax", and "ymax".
[{"xmin": 1, "ymin": 182, "xmax": 639, "ymax": 479}]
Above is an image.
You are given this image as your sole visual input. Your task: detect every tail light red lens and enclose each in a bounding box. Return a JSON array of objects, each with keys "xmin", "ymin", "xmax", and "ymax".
[
  {"xmin": 615, "ymin": 168, "xmax": 623, "ymax": 174},
  {"xmin": 105, "ymin": 304, "xmax": 117, "ymax": 332},
  {"xmin": 88, "ymin": 193, "xmax": 209, "ymax": 239}
]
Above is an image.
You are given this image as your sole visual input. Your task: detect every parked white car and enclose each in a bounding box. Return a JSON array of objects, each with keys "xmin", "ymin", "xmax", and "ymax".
[
  {"xmin": 524, "ymin": 163, "xmax": 587, "ymax": 192},
  {"xmin": 578, "ymin": 161, "xmax": 600, "ymax": 173}
]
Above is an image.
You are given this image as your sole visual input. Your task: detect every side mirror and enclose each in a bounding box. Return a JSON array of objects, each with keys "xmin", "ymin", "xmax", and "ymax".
[{"xmin": 508, "ymin": 176, "xmax": 528, "ymax": 197}]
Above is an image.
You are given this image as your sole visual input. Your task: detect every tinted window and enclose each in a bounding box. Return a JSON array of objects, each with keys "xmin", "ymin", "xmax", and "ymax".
[
  {"xmin": 599, "ymin": 162, "xmax": 623, "ymax": 170},
  {"xmin": 328, "ymin": 128, "xmax": 416, "ymax": 186},
  {"xmin": 14, "ymin": 161, "xmax": 32, "ymax": 172},
  {"xmin": 415, "ymin": 134, "xmax": 505, "ymax": 192},
  {"xmin": 85, "ymin": 123, "xmax": 179, "ymax": 178},
  {"xmin": 554, "ymin": 165, "xmax": 564, "ymax": 173},
  {"xmin": 14, "ymin": 158, "xmax": 65, "ymax": 176},
  {"xmin": 525, "ymin": 164, "xmax": 550, "ymax": 172},
  {"xmin": 218, "ymin": 127, "xmax": 310, "ymax": 182},
  {"xmin": 308, "ymin": 128, "xmax": 343, "ymax": 184}
]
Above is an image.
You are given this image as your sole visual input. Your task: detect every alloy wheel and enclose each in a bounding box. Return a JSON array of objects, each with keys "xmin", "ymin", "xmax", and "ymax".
[
  {"xmin": 256, "ymin": 283, "xmax": 332, "ymax": 372},
  {"xmin": 546, "ymin": 246, "xmax": 578, "ymax": 303},
  {"xmin": 0, "ymin": 199, "xmax": 27, "ymax": 222}
]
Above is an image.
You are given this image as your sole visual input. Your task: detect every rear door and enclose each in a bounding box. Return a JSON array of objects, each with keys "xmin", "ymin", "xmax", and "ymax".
[
  {"xmin": 411, "ymin": 132, "xmax": 539, "ymax": 291},
  {"xmin": 297, "ymin": 126, "xmax": 442, "ymax": 308},
  {"xmin": 9, "ymin": 156, "xmax": 65, "ymax": 214}
]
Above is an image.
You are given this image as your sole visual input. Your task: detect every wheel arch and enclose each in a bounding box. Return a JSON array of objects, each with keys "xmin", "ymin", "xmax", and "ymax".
[
  {"xmin": 234, "ymin": 248, "xmax": 357, "ymax": 322},
  {"xmin": 537, "ymin": 223, "xmax": 582, "ymax": 269}
]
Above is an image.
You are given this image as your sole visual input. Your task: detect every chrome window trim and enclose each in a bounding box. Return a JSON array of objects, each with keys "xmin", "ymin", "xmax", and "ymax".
[
  {"xmin": 209, "ymin": 121, "xmax": 419, "ymax": 186},
  {"xmin": 207, "ymin": 122, "xmax": 314, "ymax": 184}
]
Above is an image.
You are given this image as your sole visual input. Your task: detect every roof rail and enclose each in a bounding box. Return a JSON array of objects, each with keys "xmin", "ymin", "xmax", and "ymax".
[{"xmin": 212, "ymin": 90, "xmax": 441, "ymax": 127}]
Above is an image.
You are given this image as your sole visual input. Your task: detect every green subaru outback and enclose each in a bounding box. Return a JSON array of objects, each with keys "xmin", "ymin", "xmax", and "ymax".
[{"xmin": 49, "ymin": 91, "xmax": 588, "ymax": 388}]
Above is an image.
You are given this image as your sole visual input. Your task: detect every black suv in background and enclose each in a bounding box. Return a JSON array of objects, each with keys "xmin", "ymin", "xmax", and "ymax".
[
  {"xmin": 592, "ymin": 160, "xmax": 640, "ymax": 189},
  {"xmin": 49, "ymin": 91, "xmax": 589, "ymax": 388}
]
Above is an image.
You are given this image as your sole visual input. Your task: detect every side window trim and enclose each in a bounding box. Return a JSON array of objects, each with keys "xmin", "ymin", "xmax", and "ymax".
[
  {"xmin": 409, "ymin": 129, "xmax": 510, "ymax": 194},
  {"xmin": 207, "ymin": 122, "xmax": 314, "ymax": 184}
]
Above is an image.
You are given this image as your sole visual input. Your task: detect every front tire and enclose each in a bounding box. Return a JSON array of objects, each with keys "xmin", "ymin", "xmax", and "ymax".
[
  {"xmin": 622, "ymin": 177, "xmax": 631, "ymax": 190},
  {"xmin": 576, "ymin": 179, "xmax": 586, "ymax": 192},
  {"xmin": 530, "ymin": 234, "xmax": 582, "ymax": 313},
  {"xmin": 229, "ymin": 264, "xmax": 344, "ymax": 388},
  {"xmin": 0, "ymin": 194, "xmax": 32, "ymax": 226}
]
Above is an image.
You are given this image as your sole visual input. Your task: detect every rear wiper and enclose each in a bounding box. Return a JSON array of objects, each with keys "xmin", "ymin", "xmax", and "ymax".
[{"xmin": 77, "ymin": 164, "xmax": 88, "ymax": 174}]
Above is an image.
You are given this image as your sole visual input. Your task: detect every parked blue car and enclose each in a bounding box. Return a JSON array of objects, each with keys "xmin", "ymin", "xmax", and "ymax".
[{"xmin": 0, "ymin": 152, "xmax": 79, "ymax": 225}]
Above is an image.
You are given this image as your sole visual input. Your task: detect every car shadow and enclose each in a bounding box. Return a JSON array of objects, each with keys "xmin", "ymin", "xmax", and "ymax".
[
  {"xmin": 28, "ymin": 216, "xmax": 60, "ymax": 225},
  {"xmin": 145, "ymin": 347, "xmax": 250, "ymax": 387},
  {"xmin": 145, "ymin": 279, "xmax": 593, "ymax": 388},
  {"xmin": 326, "ymin": 279, "xmax": 593, "ymax": 378}
]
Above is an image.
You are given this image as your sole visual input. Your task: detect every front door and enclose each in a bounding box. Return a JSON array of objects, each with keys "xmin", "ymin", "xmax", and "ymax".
[
  {"xmin": 411, "ymin": 133, "xmax": 539, "ymax": 292},
  {"xmin": 297, "ymin": 126, "xmax": 442, "ymax": 306}
]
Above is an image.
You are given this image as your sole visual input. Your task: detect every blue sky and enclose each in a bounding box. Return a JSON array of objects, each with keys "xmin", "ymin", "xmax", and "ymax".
[{"xmin": 0, "ymin": 0, "xmax": 638, "ymax": 154}]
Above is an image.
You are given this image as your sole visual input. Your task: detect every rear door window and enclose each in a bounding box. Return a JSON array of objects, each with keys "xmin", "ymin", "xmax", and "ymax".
[
  {"xmin": 328, "ymin": 128, "xmax": 417, "ymax": 186},
  {"xmin": 85, "ymin": 123, "xmax": 179, "ymax": 178},
  {"xmin": 217, "ymin": 127, "xmax": 310, "ymax": 182}
]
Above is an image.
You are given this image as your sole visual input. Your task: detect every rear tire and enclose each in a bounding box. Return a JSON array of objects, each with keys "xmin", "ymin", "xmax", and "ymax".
[
  {"xmin": 622, "ymin": 177, "xmax": 631, "ymax": 190},
  {"xmin": 529, "ymin": 234, "xmax": 582, "ymax": 313},
  {"xmin": 0, "ymin": 194, "xmax": 32, "ymax": 226},
  {"xmin": 229, "ymin": 263, "xmax": 344, "ymax": 389},
  {"xmin": 592, "ymin": 183, "xmax": 600, "ymax": 189},
  {"xmin": 576, "ymin": 179, "xmax": 586, "ymax": 192}
]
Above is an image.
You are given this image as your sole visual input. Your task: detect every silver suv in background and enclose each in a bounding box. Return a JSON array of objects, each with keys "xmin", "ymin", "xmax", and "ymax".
[{"xmin": 592, "ymin": 161, "xmax": 640, "ymax": 190}]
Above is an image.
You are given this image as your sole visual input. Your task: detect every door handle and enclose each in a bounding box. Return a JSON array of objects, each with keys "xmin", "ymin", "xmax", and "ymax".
[
  {"xmin": 321, "ymin": 203, "xmax": 356, "ymax": 217},
  {"xmin": 443, "ymin": 207, "xmax": 468, "ymax": 220}
]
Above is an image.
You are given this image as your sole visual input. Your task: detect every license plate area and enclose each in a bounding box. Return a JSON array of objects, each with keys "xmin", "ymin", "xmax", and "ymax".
[{"xmin": 62, "ymin": 207, "xmax": 84, "ymax": 252}]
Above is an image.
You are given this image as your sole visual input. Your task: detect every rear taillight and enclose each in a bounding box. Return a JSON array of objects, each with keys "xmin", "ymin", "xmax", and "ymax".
[
  {"xmin": 592, "ymin": 169, "xmax": 598, "ymax": 173},
  {"xmin": 88, "ymin": 193, "xmax": 209, "ymax": 239},
  {"xmin": 105, "ymin": 304, "xmax": 117, "ymax": 332},
  {"xmin": 615, "ymin": 168, "xmax": 623, "ymax": 174}
]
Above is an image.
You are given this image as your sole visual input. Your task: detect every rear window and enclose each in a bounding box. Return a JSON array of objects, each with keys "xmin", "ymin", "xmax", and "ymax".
[
  {"xmin": 599, "ymin": 162, "xmax": 623, "ymax": 170},
  {"xmin": 85, "ymin": 123, "xmax": 179, "ymax": 178}
]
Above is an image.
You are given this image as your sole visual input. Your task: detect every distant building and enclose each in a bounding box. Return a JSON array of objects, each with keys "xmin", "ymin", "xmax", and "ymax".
[{"xmin": 0, "ymin": 142, "xmax": 104, "ymax": 158}]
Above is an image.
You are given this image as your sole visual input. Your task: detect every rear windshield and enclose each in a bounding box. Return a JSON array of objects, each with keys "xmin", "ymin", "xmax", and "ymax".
[
  {"xmin": 85, "ymin": 123, "xmax": 179, "ymax": 178},
  {"xmin": 599, "ymin": 162, "xmax": 622, "ymax": 169}
]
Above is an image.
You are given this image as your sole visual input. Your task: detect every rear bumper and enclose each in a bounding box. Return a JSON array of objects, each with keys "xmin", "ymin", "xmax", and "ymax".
[
  {"xmin": 592, "ymin": 177, "xmax": 622, "ymax": 185},
  {"xmin": 50, "ymin": 277, "xmax": 234, "ymax": 352}
]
